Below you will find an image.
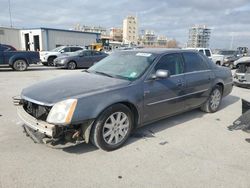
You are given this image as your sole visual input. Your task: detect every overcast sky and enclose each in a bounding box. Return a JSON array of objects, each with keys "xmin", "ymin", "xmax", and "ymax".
[{"xmin": 1, "ymin": 0, "xmax": 250, "ymax": 49}]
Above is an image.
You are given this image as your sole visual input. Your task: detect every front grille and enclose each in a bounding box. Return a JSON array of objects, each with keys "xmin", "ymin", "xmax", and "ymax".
[{"xmin": 23, "ymin": 100, "xmax": 52, "ymax": 121}]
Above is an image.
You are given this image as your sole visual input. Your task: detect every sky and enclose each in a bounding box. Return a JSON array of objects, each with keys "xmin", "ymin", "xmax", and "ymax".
[{"xmin": 0, "ymin": 0, "xmax": 250, "ymax": 49}]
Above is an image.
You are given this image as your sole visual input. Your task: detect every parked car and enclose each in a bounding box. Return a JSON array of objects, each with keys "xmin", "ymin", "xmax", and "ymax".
[
  {"xmin": 216, "ymin": 50, "xmax": 244, "ymax": 69},
  {"xmin": 40, "ymin": 46, "xmax": 84, "ymax": 66},
  {"xmin": 54, "ymin": 50, "xmax": 108, "ymax": 69},
  {"xmin": 233, "ymin": 57, "xmax": 250, "ymax": 88},
  {"xmin": 15, "ymin": 49, "xmax": 233, "ymax": 151},
  {"xmin": 187, "ymin": 48, "xmax": 225, "ymax": 66},
  {"xmin": 0, "ymin": 44, "xmax": 40, "ymax": 71}
]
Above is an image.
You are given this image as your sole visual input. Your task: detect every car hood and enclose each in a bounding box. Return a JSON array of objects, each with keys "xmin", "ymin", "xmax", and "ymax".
[{"xmin": 21, "ymin": 72, "xmax": 130, "ymax": 106}]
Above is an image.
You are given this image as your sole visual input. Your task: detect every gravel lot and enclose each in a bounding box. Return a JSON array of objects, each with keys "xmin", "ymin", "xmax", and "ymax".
[{"xmin": 0, "ymin": 65, "xmax": 250, "ymax": 188}]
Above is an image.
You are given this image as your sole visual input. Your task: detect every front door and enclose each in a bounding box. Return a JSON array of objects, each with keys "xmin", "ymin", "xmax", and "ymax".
[
  {"xmin": 143, "ymin": 53, "xmax": 186, "ymax": 123},
  {"xmin": 79, "ymin": 51, "xmax": 93, "ymax": 68}
]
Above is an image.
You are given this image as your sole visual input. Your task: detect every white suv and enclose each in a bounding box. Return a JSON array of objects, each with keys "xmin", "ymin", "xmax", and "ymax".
[{"xmin": 40, "ymin": 46, "xmax": 84, "ymax": 66}]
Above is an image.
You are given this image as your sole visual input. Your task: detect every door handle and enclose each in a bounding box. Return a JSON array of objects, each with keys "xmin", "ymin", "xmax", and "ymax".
[{"xmin": 177, "ymin": 79, "xmax": 185, "ymax": 87}]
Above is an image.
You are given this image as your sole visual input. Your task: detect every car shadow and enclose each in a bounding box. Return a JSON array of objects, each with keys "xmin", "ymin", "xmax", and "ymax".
[
  {"xmin": 63, "ymin": 143, "xmax": 98, "ymax": 154},
  {"xmin": 63, "ymin": 94, "xmax": 240, "ymax": 154},
  {"xmin": 0, "ymin": 65, "xmax": 62, "ymax": 72}
]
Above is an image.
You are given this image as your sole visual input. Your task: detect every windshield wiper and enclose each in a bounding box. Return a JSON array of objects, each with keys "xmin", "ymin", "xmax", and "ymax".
[{"xmin": 94, "ymin": 71, "xmax": 114, "ymax": 78}]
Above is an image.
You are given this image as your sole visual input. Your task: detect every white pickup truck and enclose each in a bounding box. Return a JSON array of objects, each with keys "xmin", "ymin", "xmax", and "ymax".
[{"xmin": 188, "ymin": 48, "xmax": 224, "ymax": 66}]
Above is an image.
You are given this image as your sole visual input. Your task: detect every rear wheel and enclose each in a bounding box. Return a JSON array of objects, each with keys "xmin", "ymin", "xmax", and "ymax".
[
  {"xmin": 201, "ymin": 86, "xmax": 222, "ymax": 113},
  {"xmin": 12, "ymin": 59, "xmax": 28, "ymax": 71},
  {"xmin": 48, "ymin": 56, "xmax": 56, "ymax": 66},
  {"xmin": 216, "ymin": 61, "xmax": 221, "ymax": 66},
  {"xmin": 90, "ymin": 104, "xmax": 133, "ymax": 151},
  {"xmin": 67, "ymin": 61, "xmax": 77, "ymax": 70}
]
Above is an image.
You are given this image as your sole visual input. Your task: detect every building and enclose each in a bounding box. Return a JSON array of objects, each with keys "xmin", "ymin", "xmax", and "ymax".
[
  {"xmin": 123, "ymin": 16, "xmax": 138, "ymax": 44},
  {"xmin": 187, "ymin": 25, "xmax": 211, "ymax": 48},
  {"xmin": 0, "ymin": 26, "xmax": 100, "ymax": 51},
  {"xmin": 157, "ymin": 35, "xmax": 168, "ymax": 47},
  {"xmin": 74, "ymin": 24, "xmax": 109, "ymax": 37},
  {"xmin": 0, "ymin": 27, "xmax": 21, "ymax": 49},
  {"xmin": 110, "ymin": 28, "xmax": 123, "ymax": 42},
  {"xmin": 139, "ymin": 30, "xmax": 168, "ymax": 47}
]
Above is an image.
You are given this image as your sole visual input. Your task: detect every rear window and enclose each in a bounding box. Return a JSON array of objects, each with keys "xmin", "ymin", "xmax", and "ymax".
[
  {"xmin": 205, "ymin": 49, "xmax": 211, "ymax": 57},
  {"xmin": 183, "ymin": 52, "xmax": 208, "ymax": 72}
]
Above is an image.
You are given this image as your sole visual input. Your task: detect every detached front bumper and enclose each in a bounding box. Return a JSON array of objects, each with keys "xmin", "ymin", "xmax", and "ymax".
[
  {"xmin": 14, "ymin": 96, "xmax": 94, "ymax": 148},
  {"xmin": 17, "ymin": 105, "xmax": 55, "ymax": 137}
]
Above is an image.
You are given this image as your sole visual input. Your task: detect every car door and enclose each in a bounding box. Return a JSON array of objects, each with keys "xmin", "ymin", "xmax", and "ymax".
[
  {"xmin": 0, "ymin": 46, "xmax": 4, "ymax": 65},
  {"xmin": 182, "ymin": 52, "xmax": 213, "ymax": 108},
  {"xmin": 78, "ymin": 51, "xmax": 93, "ymax": 68},
  {"xmin": 143, "ymin": 53, "xmax": 186, "ymax": 123}
]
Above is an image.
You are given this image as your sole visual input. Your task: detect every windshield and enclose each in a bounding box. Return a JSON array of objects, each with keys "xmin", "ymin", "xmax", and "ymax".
[
  {"xmin": 218, "ymin": 50, "xmax": 236, "ymax": 55},
  {"xmin": 88, "ymin": 51, "xmax": 157, "ymax": 80},
  {"xmin": 51, "ymin": 46, "xmax": 64, "ymax": 52}
]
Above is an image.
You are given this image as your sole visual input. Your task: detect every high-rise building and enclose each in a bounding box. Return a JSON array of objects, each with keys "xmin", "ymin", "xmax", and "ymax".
[
  {"xmin": 187, "ymin": 25, "xmax": 211, "ymax": 48},
  {"xmin": 123, "ymin": 16, "xmax": 138, "ymax": 44}
]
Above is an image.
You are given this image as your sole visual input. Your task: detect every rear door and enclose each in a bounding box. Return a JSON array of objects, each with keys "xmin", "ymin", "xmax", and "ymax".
[
  {"xmin": 143, "ymin": 53, "xmax": 186, "ymax": 123},
  {"xmin": 182, "ymin": 52, "xmax": 213, "ymax": 108}
]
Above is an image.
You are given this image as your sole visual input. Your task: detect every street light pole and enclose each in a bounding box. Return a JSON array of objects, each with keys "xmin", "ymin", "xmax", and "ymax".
[{"xmin": 8, "ymin": 0, "xmax": 13, "ymax": 27}]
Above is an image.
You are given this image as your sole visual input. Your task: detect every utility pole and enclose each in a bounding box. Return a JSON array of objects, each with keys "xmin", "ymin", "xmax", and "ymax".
[
  {"xmin": 230, "ymin": 32, "xmax": 234, "ymax": 50},
  {"xmin": 8, "ymin": 0, "xmax": 13, "ymax": 27}
]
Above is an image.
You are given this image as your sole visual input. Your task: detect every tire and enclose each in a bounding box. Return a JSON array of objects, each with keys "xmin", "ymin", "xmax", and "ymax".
[
  {"xmin": 67, "ymin": 61, "xmax": 77, "ymax": 70},
  {"xmin": 216, "ymin": 61, "xmax": 221, "ymax": 66},
  {"xmin": 90, "ymin": 104, "xmax": 133, "ymax": 151},
  {"xmin": 12, "ymin": 59, "xmax": 28, "ymax": 71},
  {"xmin": 201, "ymin": 86, "xmax": 222, "ymax": 113},
  {"xmin": 48, "ymin": 56, "xmax": 56, "ymax": 66}
]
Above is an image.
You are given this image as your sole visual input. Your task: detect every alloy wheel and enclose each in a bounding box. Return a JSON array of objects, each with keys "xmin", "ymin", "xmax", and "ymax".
[
  {"xmin": 210, "ymin": 89, "xmax": 221, "ymax": 111},
  {"xmin": 102, "ymin": 112, "xmax": 130, "ymax": 145}
]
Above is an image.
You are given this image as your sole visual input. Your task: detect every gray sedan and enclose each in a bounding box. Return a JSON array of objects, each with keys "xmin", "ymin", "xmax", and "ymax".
[
  {"xmin": 54, "ymin": 50, "xmax": 108, "ymax": 69},
  {"xmin": 15, "ymin": 49, "xmax": 233, "ymax": 151}
]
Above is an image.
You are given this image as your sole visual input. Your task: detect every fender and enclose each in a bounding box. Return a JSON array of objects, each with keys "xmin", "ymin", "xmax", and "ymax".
[{"xmin": 9, "ymin": 54, "xmax": 30, "ymax": 66}]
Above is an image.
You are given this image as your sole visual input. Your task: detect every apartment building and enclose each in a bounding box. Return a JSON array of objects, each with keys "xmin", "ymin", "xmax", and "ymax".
[{"xmin": 123, "ymin": 16, "xmax": 138, "ymax": 44}]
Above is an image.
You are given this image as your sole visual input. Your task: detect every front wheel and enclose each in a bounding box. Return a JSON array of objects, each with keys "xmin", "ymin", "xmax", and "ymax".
[
  {"xmin": 90, "ymin": 104, "xmax": 133, "ymax": 151},
  {"xmin": 201, "ymin": 86, "xmax": 222, "ymax": 113},
  {"xmin": 12, "ymin": 59, "xmax": 28, "ymax": 71},
  {"xmin": 67, "ymin": 61, "xmax": 77, "ymax": 70}
]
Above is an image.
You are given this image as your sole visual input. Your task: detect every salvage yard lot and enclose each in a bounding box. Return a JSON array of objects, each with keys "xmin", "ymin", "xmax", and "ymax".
[{"xmin": 0, "ymin": 65, "xmax": 250, "ymax": 188}]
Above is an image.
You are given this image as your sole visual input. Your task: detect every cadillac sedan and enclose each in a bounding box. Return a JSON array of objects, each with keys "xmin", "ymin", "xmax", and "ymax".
[
  {"xmin": 15, "ymin": 49, "xmax": 233, "ymax": 151},
  {"xmin": 54, "ymin": 50, "xmax": 108, "ymax": 69}
]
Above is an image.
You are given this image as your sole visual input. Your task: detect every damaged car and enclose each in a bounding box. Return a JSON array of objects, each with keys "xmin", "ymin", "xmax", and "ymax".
[
  {"xmin": 233, "ymin": 57, "xmax": 250, "ymax": 88},
  {"xmin": 14, "ymin": 49, "xmax": 233, "ymax": 151}
]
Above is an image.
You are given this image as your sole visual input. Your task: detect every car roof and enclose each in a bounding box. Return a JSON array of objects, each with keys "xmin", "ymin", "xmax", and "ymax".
[{"xmin": 123, "ymin": 48, "xmax": 199, "ymax": 55}]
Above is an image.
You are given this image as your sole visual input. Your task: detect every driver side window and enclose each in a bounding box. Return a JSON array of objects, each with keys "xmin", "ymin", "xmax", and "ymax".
[{"xmin": 154, "ymin": 53, "xmax": 184, "ymax": 76}]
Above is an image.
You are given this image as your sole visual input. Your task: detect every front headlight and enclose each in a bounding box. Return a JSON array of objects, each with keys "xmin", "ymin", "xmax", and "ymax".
[{"xmin": 47, "ymin": 99, "xmax": 77, "ymax": 125}]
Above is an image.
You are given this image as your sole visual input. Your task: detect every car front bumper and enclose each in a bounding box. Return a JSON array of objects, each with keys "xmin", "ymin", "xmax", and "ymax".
[
  {"xmin": 17, "ymin": 105, "xmax": 55, "ymax": 137},
  {"xmin": 14, "ymin": 97, "xmax": 94, "ymax": 148}
]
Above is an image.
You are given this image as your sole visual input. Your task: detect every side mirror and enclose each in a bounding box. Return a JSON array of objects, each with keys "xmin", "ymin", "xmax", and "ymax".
[
  {"xmin": 151, "ymin": 69, "xmax": 170, "ymax": 80},
  {"xmin": 60, "ymin": 49, "xmax": 65, "ymax": 53}
]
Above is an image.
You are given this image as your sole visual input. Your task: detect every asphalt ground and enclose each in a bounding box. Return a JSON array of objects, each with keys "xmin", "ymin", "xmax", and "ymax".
[{"xmin": 0, "ymin": 65, "xmax": 250, "ymax": 188}]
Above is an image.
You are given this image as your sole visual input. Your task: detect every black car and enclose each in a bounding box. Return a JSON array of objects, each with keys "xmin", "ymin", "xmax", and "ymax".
[
  {"xmin": 0, "ymin": 44, "xmax": 40, "ymax": 71},
  {"xmin": 54, "ymin": 50, "xmax": 108, "ymax": 69},
  {"xmin": 15, "ymin": 49, "xmax": 233, "ymax": 151}
]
